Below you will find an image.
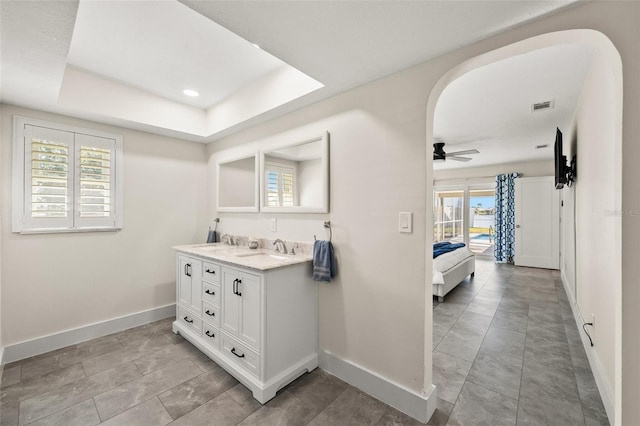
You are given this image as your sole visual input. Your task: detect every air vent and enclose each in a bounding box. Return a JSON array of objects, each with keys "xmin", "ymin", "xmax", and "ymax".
[{"xmin": 531, "ymin": 100, "xmax": 554, "ymax": 111}]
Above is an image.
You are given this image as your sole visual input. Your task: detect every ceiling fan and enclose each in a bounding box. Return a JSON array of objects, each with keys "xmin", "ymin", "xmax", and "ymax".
[{"xmin": 433, "ymin": 142, "xmax": 479, "ymax": 162}]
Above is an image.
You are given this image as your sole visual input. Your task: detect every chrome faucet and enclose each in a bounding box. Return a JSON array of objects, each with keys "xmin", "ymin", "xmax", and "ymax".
[
  {"xmin": 220, "ymin": 233, "xmax": 233, "ymax": 245},
  {"xmin": 272, "ymin": 238, "xmax": 287, "ymax": 254}
]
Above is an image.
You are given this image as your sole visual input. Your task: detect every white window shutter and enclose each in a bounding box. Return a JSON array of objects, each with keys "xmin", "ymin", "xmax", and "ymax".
[
  {"xmin": 74, "ymin": 133, "xmax": 117, "ymax": 229},
  {"xmin": 23, "ymin": 125, "xmax": 74, "ymax": 230}
]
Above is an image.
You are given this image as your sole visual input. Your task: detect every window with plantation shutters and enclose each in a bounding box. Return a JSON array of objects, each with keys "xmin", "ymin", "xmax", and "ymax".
[
  {"xmin": 13, "ymin": 117, "xmax": 123, "ymax": 233},
  {"xmin": 265, "ymin": 163, "xmax": 297, "ymax": 208}
]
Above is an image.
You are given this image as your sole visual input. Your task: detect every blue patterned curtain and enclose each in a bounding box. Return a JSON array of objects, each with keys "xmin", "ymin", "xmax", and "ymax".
[{"xmin": 494, "ymin": 173, "xmax": 520, "ymax": 263}]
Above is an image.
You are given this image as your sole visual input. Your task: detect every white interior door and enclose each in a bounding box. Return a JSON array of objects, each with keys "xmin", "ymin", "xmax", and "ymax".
[{"xmin": 515, "ymin": 176, "xmax": 560, "ymax": 269}]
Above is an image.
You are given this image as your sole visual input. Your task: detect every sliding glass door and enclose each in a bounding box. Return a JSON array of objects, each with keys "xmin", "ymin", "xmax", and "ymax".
[
  {"xmin": 433, "ymin": 186, "xmax": 495, "ymax": 256},
  {"xmin": 468, "ymin": 189, "xmax": 495, "ymax": 256}
]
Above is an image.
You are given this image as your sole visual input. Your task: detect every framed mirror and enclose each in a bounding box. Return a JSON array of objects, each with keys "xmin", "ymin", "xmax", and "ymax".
[
  {"xmin": 260, "ymin": 132, "xmax": 329, "ymax": 213},
  {"xmin": 217, "ymin": 153, "xmax": 259, "ymax": 212}
]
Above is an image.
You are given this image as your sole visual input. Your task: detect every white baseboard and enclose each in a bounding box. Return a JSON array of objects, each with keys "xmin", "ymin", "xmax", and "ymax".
[
  {"xmin": 318, "ymin": 350, "xmax": 437, "ymax": 423},
  {"xmin": 560, "ymin": 275, "xmax": 615, "ymax": 424},
  {"xmin": 0, "ymin": 304, "xmax": 175, "ymax": 365}
]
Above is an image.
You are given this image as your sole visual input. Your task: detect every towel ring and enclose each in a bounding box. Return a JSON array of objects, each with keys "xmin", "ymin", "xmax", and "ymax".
[{"xmin": 314, "ymin": 221, "xmax": 332, "ymax": 242}]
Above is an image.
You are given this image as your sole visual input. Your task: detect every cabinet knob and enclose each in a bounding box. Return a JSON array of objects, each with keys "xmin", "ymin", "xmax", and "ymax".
[
  {"xmin": 231, "ymin": 347, "xmax": 245, "ymax": 358},
  {"xmin": 183, "ymin": 316, "xmax": 193, "ymax": 324}
]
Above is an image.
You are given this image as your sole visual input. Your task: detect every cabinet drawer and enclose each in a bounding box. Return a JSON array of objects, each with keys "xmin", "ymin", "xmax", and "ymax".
[
  {"xmin": 202, "ymin": 301, "xmax": 220, "ymax": 328},
  {"xmin": 202, "ymin": 262, "xmax": 220, "ymax": 283},
  {"xmin": 202, "ymin": 283, "xmax": 220, "ymax": 307},
  {"xmin": 202, "ymin": 324, "xmax": 219, "ymax": 350},
  {"xmin": 178, "ymin": 308, "xmax": 202, "ymax": 334},
  {"xmin": 221, "ymin": 333, "xmax": 260, "ymax": 378}
]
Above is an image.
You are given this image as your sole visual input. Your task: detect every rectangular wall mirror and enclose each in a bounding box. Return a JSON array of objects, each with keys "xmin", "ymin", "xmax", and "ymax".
[
  {"xmin": 217, "ymin": 154, "xmax": 259, "ymax": 212},
  {"xmin": 260, "ymin": 132, "xmax": 329, "ymax": 213}
]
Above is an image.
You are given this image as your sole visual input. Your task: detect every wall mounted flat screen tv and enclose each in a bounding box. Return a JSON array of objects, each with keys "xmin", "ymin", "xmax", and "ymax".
[{"xmin": 554, "ymin": 128, "xmax": 567, "ymax": 189}]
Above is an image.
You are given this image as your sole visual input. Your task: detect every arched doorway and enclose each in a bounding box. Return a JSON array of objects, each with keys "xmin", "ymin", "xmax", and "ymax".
[{"xmin": 426, "ymin": 29, "xmax": 622, "ymax": 424}]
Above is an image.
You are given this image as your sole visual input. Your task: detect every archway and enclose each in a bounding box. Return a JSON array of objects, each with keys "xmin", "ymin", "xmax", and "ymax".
[{"xmin": 425, "ymin": 29, "xmax": 622, "ymax": 424}]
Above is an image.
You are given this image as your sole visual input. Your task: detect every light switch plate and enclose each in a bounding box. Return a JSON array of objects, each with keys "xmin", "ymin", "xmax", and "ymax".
[{"xmin": 399, "ymin": 212, "xmax": 412, "ymax": 233}]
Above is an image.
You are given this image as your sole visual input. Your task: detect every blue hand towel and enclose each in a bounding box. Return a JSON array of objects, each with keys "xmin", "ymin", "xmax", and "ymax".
[{"xmin": 313, "ymin": 240, "xmax": 336, "ymax": 282}]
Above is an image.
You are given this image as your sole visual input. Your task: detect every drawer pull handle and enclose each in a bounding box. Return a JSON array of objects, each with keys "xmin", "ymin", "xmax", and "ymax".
[
  {"xmin": 183, "ymin": 316, "xmax": 193, "ymax": 324},
  {"xmin": 185, "ymin": 263, "xmax": 192, "ymax": 277},
  {"xmin": 205, "ymin": 330, "xmax": 215, "ymax": 338},
  {"xmin": 205, "ymin": 268, "xmax": 216, "ymax": 274},
  {"xmin": 231, "ymin": 347, "xmax": 245, "ymax": 358},
  {"xmin": 205, "ymin": 289, "xmax": 215, "ymax": 295},
  {"xmin": 205, "ymin": 310, "xmax": 215, "ymax": 317}
]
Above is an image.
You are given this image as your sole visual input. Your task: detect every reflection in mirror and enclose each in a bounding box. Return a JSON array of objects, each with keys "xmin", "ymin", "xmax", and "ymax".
[
  {"xmin": 217, "ymin": 154, "xmax": 259, "ymax": 212},
  {"xmin": 260, "ymin": 132, "xmax": 329, "ymax": 213}
]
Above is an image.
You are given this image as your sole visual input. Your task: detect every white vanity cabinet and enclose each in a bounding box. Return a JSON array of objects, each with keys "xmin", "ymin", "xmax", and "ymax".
[
  {"xmin": 172, "ymin": 250, "xmax": 317, "ymax": 404},
  {"xmin": 221, "ymin": 268, "xmax": 261, "ymax": 351},
  {"xmin": 177, "ymin": 254, "xmax": 202, "ymax": 315}
]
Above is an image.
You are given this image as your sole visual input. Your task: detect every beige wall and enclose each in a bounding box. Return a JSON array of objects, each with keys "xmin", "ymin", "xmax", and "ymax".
[
  {"xmin": 0, "ymin": 104, "xmax": 208, "ymax": 347},
  {"xmin": 433, "ymin": 159, "xmax": 553, "ymax": 182},
  {"xmin": 573, "ymin": 43, "xmax": 620, "ymax": 410},
  {"xmin": 206, "ymin": 2, "xmax": 640, "ymax": 423}
]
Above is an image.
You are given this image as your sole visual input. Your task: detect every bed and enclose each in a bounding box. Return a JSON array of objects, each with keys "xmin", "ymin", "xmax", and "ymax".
[{"xmin": 432, "ymin": 245, "xmax": 475, "ymax": 302}]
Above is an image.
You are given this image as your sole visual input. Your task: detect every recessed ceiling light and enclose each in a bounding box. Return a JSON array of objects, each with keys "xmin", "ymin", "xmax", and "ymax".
[{"xmin": 183, "ymin": 89, "xmax": 199, "ymax": 97}]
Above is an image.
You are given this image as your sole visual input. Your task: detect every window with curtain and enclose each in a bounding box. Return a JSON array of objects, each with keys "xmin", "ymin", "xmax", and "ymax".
[{"xmin": 13, "ymin": 117, "xmax": 123, "ymax": 233}]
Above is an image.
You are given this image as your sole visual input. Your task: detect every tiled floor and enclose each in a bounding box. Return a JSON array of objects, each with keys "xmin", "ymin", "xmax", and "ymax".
[
  {"xmin": 432, "ymin": 257, "xmax": 609, "ymax": 425},
  {"xmin": 0, "ymin": 258, "xmax": 608, "ymax": 425},
  {"xmin": 0, "ymin": 318, "xmax": 422, "ymax": 426}
]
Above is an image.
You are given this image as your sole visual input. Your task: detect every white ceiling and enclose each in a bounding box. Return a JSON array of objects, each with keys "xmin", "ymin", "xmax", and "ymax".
[
  {"xmin": 67, "ymin": 1, "xmax": 286, "ymax": 109},
  {"xmin": 0, "ymin": 0, "xmax": 580, "ymax": 143},
  {"xmin": 433, "ymin": 43, "xmax": 594, "ymax": 170}
]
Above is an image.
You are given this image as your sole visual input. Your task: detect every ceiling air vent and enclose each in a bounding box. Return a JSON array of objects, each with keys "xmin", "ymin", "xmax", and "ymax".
[{"xmin": 531, "ymin": 100, "xmax": 554, "ymax": 112}]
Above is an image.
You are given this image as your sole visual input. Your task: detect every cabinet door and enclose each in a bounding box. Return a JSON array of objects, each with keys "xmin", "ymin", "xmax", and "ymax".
[
  {"xmin": 221, "ymin": 268, "xmax": 240, "ymax": 336},
  {"xmin": 178, "ymin": 255, "xmax": 201, "ymax": 314},
  {"xmin": 238, "ymin": 272, "xmax": 261, "ymax": 351}
]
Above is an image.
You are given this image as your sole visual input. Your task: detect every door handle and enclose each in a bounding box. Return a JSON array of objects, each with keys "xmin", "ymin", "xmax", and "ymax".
[{"xmin": 236, "ymin": 279, "xmax": 242, "ymax": 297}]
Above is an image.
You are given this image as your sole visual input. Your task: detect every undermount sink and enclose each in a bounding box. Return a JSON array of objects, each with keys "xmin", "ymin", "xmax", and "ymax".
[
  {"xmin": 234, "ymin": 251, "xmax": 290, "ymax": 260},
  {"xmin": 198, "ymin": 245, "xmax": 229, "ymax": 251}
]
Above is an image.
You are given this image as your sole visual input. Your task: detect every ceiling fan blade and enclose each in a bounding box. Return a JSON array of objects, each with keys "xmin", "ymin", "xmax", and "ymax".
[
  {"xmin": 447, "ymin": 149, "xmax": 479, "ymax": 156},
  {"xmin": 448, "ymin": 156, "xmax": 472, "ymax": 162}
]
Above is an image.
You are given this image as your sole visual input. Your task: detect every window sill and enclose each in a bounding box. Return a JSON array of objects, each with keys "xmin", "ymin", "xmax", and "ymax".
[{"xmin": 15, "ymin": 227, "xmax": 122, "ymax": 235}]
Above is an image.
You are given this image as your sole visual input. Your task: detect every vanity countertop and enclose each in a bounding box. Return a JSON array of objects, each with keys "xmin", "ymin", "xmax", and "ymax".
[{"xmin": 174, "ymin": 243, "xmax": 312, "ymax": 271}]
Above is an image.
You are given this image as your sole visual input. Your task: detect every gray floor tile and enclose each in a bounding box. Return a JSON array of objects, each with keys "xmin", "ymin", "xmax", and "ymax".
[
  {"xmin": 93, "ymin": 359, "xmax": 202, "ymax": 421},
  {"xmin": 158, "ymin": 366, "xmax": 238, "ymax": 420},
  {"xmin": 432, "ymin": 351, "xmax": 473, "ymax": 404},
  {"xmin": 466, "ymin": 348, "xmax": 523, "ymax": 399},
  {"xmin": 237, "ymin": 389, "xmax": 317, "ymax": 426},
  {"xmin": 481, "ymin": 326, "xmax": 526, "ymax": 359},
  {"xmin": 1, "ymin": 365, "xmax": 21, "ymax": 389},
  {"xmin": 99, "ymin": 397, "xmax": 172, "ymax": 426},
  {"xmin": 18, "ymin": 362, "xmax": 141, "ymax": 425},
  {"xmin": 434, "ymin": 324, "xmax": 485, "ymax": 362},
  {"xmin": 307, "ymin": 387, "xmax": 388, "ymax": 425},
  {"xmin": 378, "ymin": 406, "xmax": 424, "ymax": 426},
  {"xmin": 491, "ymin": 308, "xmax": 528, "ymax": 333},
  {"xmin": 26, "ymin": 399, "xmax": 100, "ymax": 426},
  {"xmin": 133, "ymin": 341, "xmax": 202, "ymax": 375},
  {"xmin": 169, "ymin": 390, "xmax": 255, "ymax": 426},
  {"xmin": 447, "ymin": 381, "xmax": 518, "ymax": 426},
  {"xmin": 285, "ymin": 370, "xmax": 349, "ymax": 414}
]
